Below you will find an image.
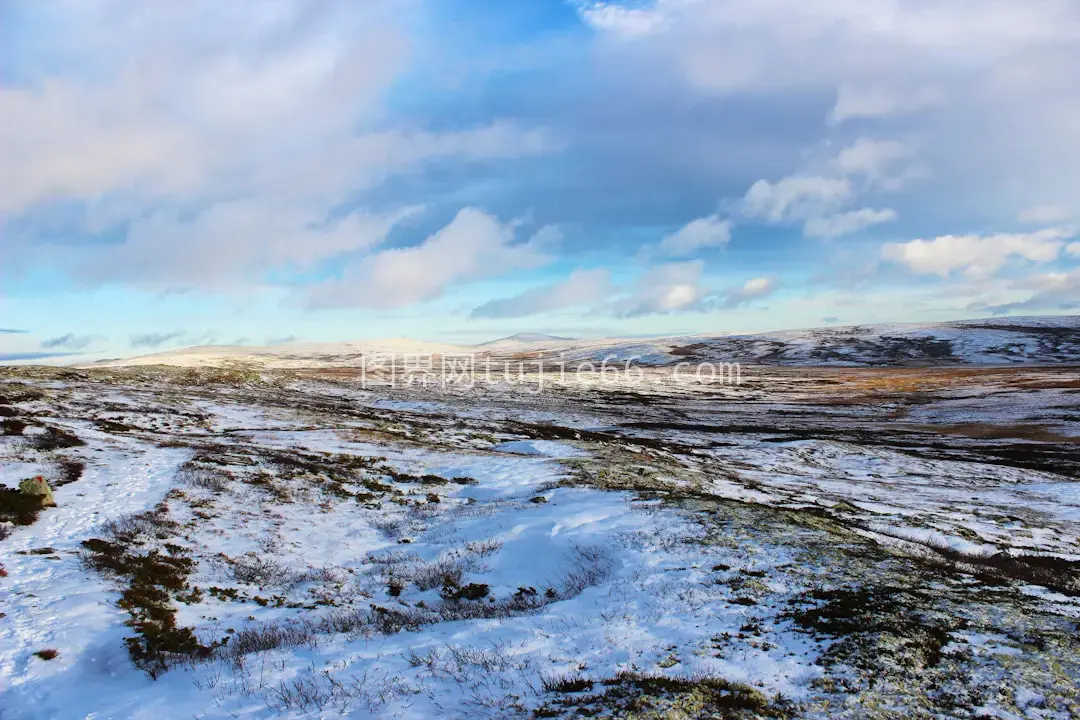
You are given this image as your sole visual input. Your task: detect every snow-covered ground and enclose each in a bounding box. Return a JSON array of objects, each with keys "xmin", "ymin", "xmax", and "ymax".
[{"xmin": 2, "ymin": 364, "xmax": 1079, "ymax": 718}]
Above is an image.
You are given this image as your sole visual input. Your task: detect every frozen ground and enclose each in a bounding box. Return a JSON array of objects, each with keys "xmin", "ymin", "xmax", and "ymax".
[{"xmin": 1, "ymin": 362, "xmax": 1079, "ymax": 719}]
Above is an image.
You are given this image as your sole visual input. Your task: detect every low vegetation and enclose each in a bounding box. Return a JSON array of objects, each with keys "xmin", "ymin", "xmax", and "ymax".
[
  {"xmin": 0, "ymin": 486, "xmax": 48, "ymax": 525},
  {"xmin": 80, "ymin": 507, "xmax": 216, "ymax": 678},
  {"xmin": 535, "ymin": 671, "xmax": 795, "ymax": 719},
  {"xmin": 4, "ymin": 363, "xmax": 1080, "ymax": 718}
]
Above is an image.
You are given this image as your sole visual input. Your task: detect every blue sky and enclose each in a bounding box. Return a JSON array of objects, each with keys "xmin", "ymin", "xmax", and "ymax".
[{"xmin": 2, "ymin": 0, "xmax": 1080, "ymax": 362}]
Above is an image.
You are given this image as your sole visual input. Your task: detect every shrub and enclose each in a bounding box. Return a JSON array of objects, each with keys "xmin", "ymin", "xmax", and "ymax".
[
  {"xmin": 54, "ymin": 459, "xmax": 85, "ymax": 487},
  {"xmin": 535, "ymin": 671, "xmax": 790, "ymax": 719},
  {"xmin": 0, "ymin": 488, "xmax": 47, "ymax": 525},
  {"xmin": 231, "ymin": 553, "xmax": 300, "ymax": 589},
  {"xmin": 176, "ymin": 462, "xmax": 233, "ymax": 492},
  {"xmin": 556, "ymin": 545, "xmax": 613, "ymax": 598},
  {"xmin": 173, "ymin": 364, "xmax": 263, "ymax": 388},
  {"xmin": 80, "ymin": 509, "xmax": 215, "ymax": 679},
  {"xmin": 0, "ymin": 383, "xmax": 45, "ymax": 403},
  {"xmin": 1, "ymin": 418, "xmax": 26, "ymax": 435},
  {"xmin": 32, "ymin": 427, "xmax": 85, "ymax": 451},
  {"xmin": 94, "ymin": 418, "xmax": 135, "ymax": 433},
  {"xmin": 102, "ymin": 509, "xmax": 174, "ymax": 545},
  {"xmin": 542, "ymin": 674, "xmax": 594, "ymax": 694},
  {"xmin": 440, "ymin": 583, "xmax": 490, "ymax": 602},
  {"xmin": 411, "ymin": 557, "xmax": 466, "ymax": 591},
  {"xmin": 450, "ymin": 476, "xmax": 478, "ymax": 485}
]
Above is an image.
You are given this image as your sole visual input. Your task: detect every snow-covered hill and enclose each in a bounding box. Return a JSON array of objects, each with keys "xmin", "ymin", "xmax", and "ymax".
[
  {"xmin": 568, "ymin": 315, "xmax": 1080, "ymax": 367},
  {"xmin": 85, "ymin": 315, "xmax": 1080, "ymax": 369},
  {"xmin": 87, "ymin": 338, "xmax": 473, "ymax": 369},
  {"xmin": 476, "ymin": 333, "xmax": 573, "ymax": 347}
]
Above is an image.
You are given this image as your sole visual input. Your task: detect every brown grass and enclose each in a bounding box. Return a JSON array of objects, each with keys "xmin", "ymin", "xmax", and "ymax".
[{"xmin": 903, "ymin": 422, "xmax": 1080, "ymax": 443}]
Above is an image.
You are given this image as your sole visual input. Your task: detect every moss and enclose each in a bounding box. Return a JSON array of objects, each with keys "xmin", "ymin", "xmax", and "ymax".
[
  {"xmin": 94, "ymin": 418, "xmax": 135, "ymax": 433},
  {"xmin": 786, "ymin": 585, "xmax": 960, "ymax": 674},
  {"xmin": 534, "ymin": 672, "xmax": 794, "ymax": 719}
]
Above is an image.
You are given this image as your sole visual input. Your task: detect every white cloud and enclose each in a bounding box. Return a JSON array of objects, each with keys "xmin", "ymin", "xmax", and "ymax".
[
  {"xmin": 979, "ymin": 268, "xmax": 1080, "ymax": 313},
  {"xmin": 1019, "ymin": 205, "xmax": 1072, "ymax": 224},
  {"xmin": 659, "ymin": 214, "xmax": 732, "ymax": 256},
  {"xmin": 470, "ymin": 269, "xmax": 613, "ymax": 318},
  {"xmin": 882, "ymin": 227, "xmax": 1075, "ymax": 278},
  {"xmin": 0, "ymin": 2, "xmax": 555, "ymax": 290},
  {"xmin": 1068, "ymin": 242, "xmax": 1080, "ymax": 257},
  {"xmin": 804, "ymin": 208, "xmax": 898, "ymax": 239},
  {"xmin": 833, "ymin": 139, "xmax": 913, "ymax": 186},
  {"xmin": 829, "ymin": 85, "xmax": 942, "ymax": 124},
  {"xmin": 581, "ymin": 0, "xmax": 1080, "ymax": 95},
  {"xmin": 0, "ymin": 3, "xmax": 407, "ymax": 215},
  {"xmin": 742, "ymin": 137, "xmax": 915, "ymax": 236},
  {"xmin": 82, "ymin": 203, "xmax": 423, "ymax": 287},
  {"xmin": 580, "ymin": 3, "xmax": 665, "ymax": 38},
  {"xmin": 614, "ymin": 261, "xmax": 710, "ymax": 317},
  {"xmin": 582, "ymin": 0, "xmax": 1080, "ymax": 229},
  {"xmin": 306, "ymin": 208, "xmax": 555, "ymax": 310},
  {"xmin": 743, "ymin": 176, "xmax": 851, "ymax": 222},
  {"xmin": 721, "ymin": 277, "xmax": 776, "ymax": 307}
]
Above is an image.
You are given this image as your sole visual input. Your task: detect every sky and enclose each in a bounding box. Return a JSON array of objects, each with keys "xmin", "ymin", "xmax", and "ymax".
[{"xmin": 2, "ymin": 0, "xmax": 1080, "ymax": 362}]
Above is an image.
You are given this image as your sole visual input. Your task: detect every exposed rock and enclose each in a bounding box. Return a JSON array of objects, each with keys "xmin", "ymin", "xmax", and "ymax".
[{"xmin": 19, "ymin": 475, "xmax": 57, "ymax": 508}]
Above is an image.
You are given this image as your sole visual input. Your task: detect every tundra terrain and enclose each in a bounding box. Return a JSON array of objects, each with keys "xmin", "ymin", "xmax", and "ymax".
[{"xmin": 2, "ymin": 336, "xmax": 1079, "ymax": 718}]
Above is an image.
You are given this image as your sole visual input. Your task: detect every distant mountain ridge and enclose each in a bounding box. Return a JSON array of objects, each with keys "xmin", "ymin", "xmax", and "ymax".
[
  {"xmin": 476, "ymin": 333, "xmax": 573, "ymax": 346},
  {"xmin": 549, "ymin": 316, "xmax": 1080, "ymax": 367},
  {"xmin": 625, "ymin": 316, "xmax": 1080, "ymax": 367},
  {"xmin": 81, "ymin": 315, "xmax": 1080, "ymax": 369}
]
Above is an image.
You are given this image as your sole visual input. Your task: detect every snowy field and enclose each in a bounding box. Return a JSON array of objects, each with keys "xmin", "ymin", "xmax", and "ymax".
[{"xmin": 2, "ymin": 363, "xmax": 1079, "ymax": 719}]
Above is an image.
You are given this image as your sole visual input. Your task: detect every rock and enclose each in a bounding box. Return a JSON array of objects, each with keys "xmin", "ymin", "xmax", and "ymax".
[{"xmin": 19, "ymin": 476, "xmax": 57, "ymax": 507}]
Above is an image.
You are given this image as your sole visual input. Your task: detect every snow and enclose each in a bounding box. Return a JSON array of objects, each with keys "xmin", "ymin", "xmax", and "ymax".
[
  {"xmin": 490, "ymin": 440, "xmax": 586, "ymax": 458},
  {"xmin": 0, "ymin": 443, "xmax": 818, "ymax": 717},
  {"xmin": 75, "ymin": 314, "xmax": 1080, "ymax": 371},
  {"xmin": 3, "ymin": 357, "xmax": 1079, "ymax": 718},
  {"xmin": 1, "ymin": 440, "xmax": 191, "ymax": 716},
  {"xmin": 0, "ymin": 394, "xmax": 825, "ymax": 719}
]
